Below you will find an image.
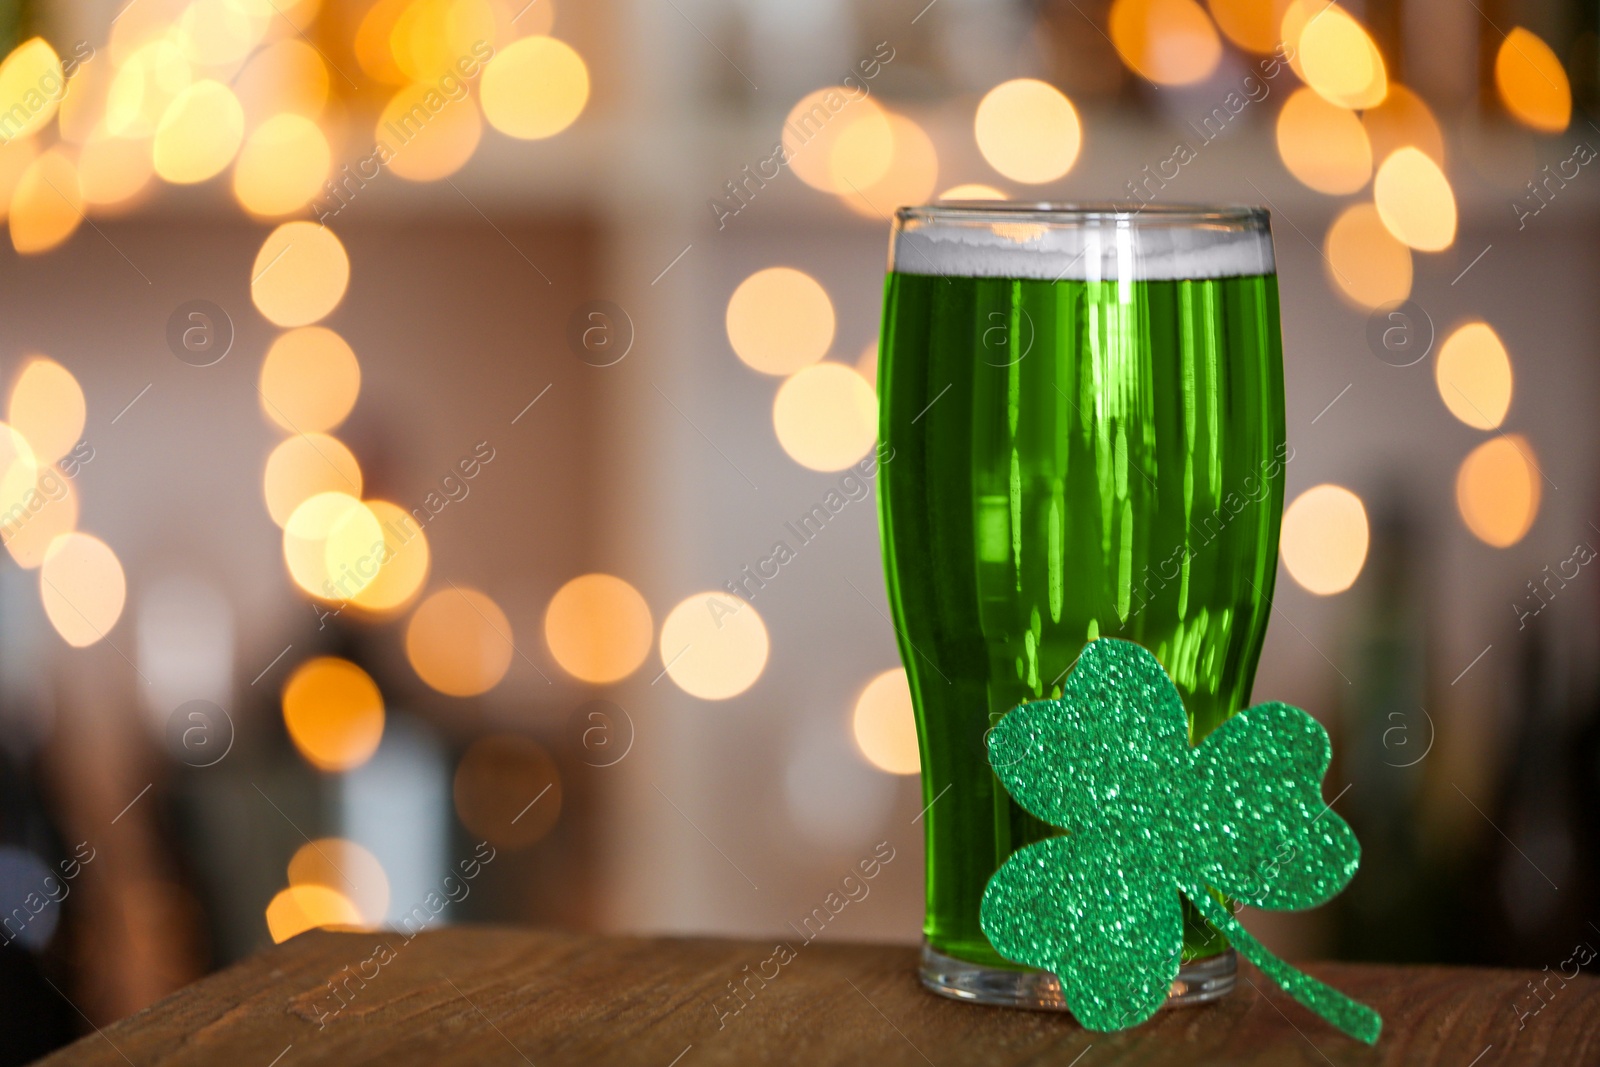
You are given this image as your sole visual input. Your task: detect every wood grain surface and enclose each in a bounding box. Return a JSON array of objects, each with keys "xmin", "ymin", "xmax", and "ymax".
[{"xmin": 33, "ymin": 926, "xmax": 1600, "ymax": 1066}]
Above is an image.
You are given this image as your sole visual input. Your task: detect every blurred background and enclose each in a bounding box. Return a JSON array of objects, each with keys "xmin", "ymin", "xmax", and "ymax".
[{"xmin": 0, "ymin": 0, "xmax": 1596, "ymax": 1059}]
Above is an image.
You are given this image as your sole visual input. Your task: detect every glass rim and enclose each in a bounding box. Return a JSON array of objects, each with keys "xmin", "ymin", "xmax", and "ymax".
[{"xmin": 896, "ymin": 202, "xmax": 1269, "ymax": 227}]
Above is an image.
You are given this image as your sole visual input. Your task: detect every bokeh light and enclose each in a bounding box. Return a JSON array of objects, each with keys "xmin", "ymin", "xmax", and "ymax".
[
  {"xmin": 1323, "ymin": 203, "xmax": 1412, "ymax": 310},
  {"xmin": 838, "ymin": 113, "xmax": 938, "ymax": 219},
  {"xmin": 1361, "ymin": 84, "xmax": 1445, "ymax": 167},
  {"xmin": 259, "ymin": 327, "xmax": 362, "ymax": 434},
  {"xmin": 176, "ymin": 0, "xmax": 270, "ymax": 66},
  {"xmin": 974, "ymin": 79, "xmax": 1081, "ymax": 184},
  {"xmin": 544, "ymin": 573, "xmax": 653, "ymax": 684},
  {"xmin": 1280, "ymin": 484, "xmax": 1369, "ymax": 596},
  {"xmin": 347, "ymin": 500, "xmax": 431, "ymax": 613},
  {"xmin": 354, "ymin": 0, "xmax": 414, "ymax": 84},
  {"xmin": 105, "ymin": 0, "xmax": 178, "ymax": 62},
  {"xmin": 281, "ymin": 491, "xmax": 375, "ymax": 599},
  {"xmin": 263, "ymin": 433, "xmax": 363, "ymax": 527},
  {"xmin": 1208, "ymin": 0, "xmax": 1291, "ymax": 53},
  {"xmin": 55, "ymin": 55, "xmax": 107, "ymax": 144},
  {"xmin": 1276, "ymin": 1, "xmax": 1313, "ymax": 65},
  {"xmin": 453, "ymin": 735, "xmax": 563, "ymax": 849},
  {"xmin": 0, "ymin": 38, "xmax": 65, "ymax": 143},
  {"xmin": 852, "ymin": 668, "xmax": 920, "ymax": 775},
  {"xmin": 498, "ymin": 0, "xmax": 557, "ymax": 37},
  {"xmin": 0, "ymin": 420, "xmax": 46, "ymax": 567},
  {"xmin": 1296, "ymin": 3, "xmax": 1387, "ymax": 109},
  {"xmin": 726, "ymin": 267, "xmax": 835, "ymax": 376},
  {"xmin": 251, "ymin": 221, "xmax": 351, "ymax": 327},
  {"xmin": 288, "ymin": 838, "xmax": 390, "ymax": 925},
  {"xmin": 772, "ymin": 363, "xmax": 878, "ymax": 472},
  {"xmin": 0, "ymin": 137, "xmax": 38, "ymax": 221},
  {"xmin": 1374, "ymin": 148, "xmax": 1457, "ymax": 252},
  {"xmin": 1495, "ymin": 27, "xmax": 1571, "ymax": 133},
  {"xmin": 1435, "ymin": 323, "xmax": 1512, "ymax": 431},
  {"xmin": 659, "ymin": 592, "xmax": 769, "ymax": 700},
  {"xmin": 1281, "ymin": 0, "xmax": 1315, "ymax": 77},
  {"xmin": 233, "ymin": 113, "xmax": 332, "ymax": 216},
  {"xmin": 0, "ymin": 422, "xmax": 38, "ymax": 524},
  {"xmin": 78, "ymin": 130, "xmax": 156, "ymax": 209},
  {"xmin": 282, "ymin": 656, "xmax": 385, "ymax": 772},
  {"xmin": 782, "ymin": 88, "xmax": 892, "ymax": 195},
  {"xmin": 377, "ymin": 81, "xmax": 483, "ymax": 182},
  {"xmin": 1279, "ymin": 1, "xmax": 1317, "ymax": 82},
  {"xmin": 9, "ymin": 357, "xmax": 85, "ymax": 464},
  {"xmin": 406, "ymin": 586, "xmax": 516, "ymax": 696},
  {"xmin": 938, "ymin": 183, "xmax": 1006, "ymax": 200},
  {"xmin": 3, "ymin": 465, "xmax": 78, "ymax": 570},
  {"xmin": 1108, "ymin": 0, "xmax": 1223, "ymax": 86},
  {"xmin": 481, "ymin": 36, "xmax": 590, "ymax": 141},
  {"xmin": 391, "ymin": 0, "xmax": 495, "ymax": 82},
  {"xmin": 105, "ymin": 38, "xmax": 192, "ymax": 138},
  {"xmin": 1457, "ymin": 436, "xmax": 1541, "ymax": 548},
  {"xmin": 323, "ymin": 498, "xmax": 388, "ymax": 603},
  {"xmin": 265, "ymin": 884, "xmax": 363, "ymax": 943},
  {"xmin": 234, "ymin": 39, "xmax": 330, "ymax": 120},
  {"xmin": 10, "ymin": 149, "xmax": 83, "ymax": 254},
  {"xmin": 856, "ymin": 341, "xmax": 878, "ymax": 388},
  {"xmin": 40, "ymin": 532, "xmax": 127, "ymax": 647},
  {"xmin": 827, "ymin": 106, "xmax": 895, "ymax": 195},
  {"xmin": 1275, "ymin": 87, "xmax": 1372, "ymax": 195},
  {"xmin": 153, "ymin": 80, "xmax": 245, "ymax": 184}
]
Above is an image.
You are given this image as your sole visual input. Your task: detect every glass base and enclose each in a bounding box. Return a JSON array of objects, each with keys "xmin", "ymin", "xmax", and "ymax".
[{"xmin": 920, "ymin": 941, "xmax": 1236, "ymax": 1012}]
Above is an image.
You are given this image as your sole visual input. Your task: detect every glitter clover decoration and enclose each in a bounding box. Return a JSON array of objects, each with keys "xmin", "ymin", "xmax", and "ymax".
[{"xmin": 979, "ymin": 638, "xmax": 1382, "ymax": 1045}]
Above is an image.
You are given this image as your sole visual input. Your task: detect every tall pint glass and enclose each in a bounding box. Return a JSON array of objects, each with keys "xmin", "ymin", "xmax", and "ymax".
[{"xmin": 877, "ymin": 203, "xmax": 1286, "ymax": 1009}]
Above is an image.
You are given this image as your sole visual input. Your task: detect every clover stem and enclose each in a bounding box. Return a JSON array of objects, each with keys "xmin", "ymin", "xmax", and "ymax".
[{"xmin": 1183, "ymin": 887, "xmax": 1382, "ymax": 1046}]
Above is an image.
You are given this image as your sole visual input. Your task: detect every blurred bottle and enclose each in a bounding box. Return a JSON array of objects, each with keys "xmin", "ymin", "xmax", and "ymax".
[
  {"xmin": 0, "ymin": 749, "xmax": 79, "ymax": 1064},
  {"xmin": 1335, "ymin": 500, "xmax": 1441, "ymax": 961},
  {"xmin": 1473, "ymin": 616, "xmax": 1594, "ymax": 965}
]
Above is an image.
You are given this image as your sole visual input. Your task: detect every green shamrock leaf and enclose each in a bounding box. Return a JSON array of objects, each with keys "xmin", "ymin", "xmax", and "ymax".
[{"xmin": 979, "ymin": 638, "xmax": 1382, "ymax": 1045}]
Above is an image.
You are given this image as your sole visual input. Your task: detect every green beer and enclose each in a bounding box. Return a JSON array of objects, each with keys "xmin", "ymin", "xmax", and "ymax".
[{"xmin": 877, "ymin": 204, "xmax": 1286, "ymax": 1006}]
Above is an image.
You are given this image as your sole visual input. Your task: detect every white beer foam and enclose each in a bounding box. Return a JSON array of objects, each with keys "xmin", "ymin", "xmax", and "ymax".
[{"xmin": 893, "ymin": 219, "xmax": 1275, "ymax": 281}]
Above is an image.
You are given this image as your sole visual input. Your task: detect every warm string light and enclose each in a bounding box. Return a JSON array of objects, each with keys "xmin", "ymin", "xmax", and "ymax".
[
  {"xmin": 288, "ymin": 838, "xmax": 390, "ymax": 924},
  {"xmin": 1109, "ymin": 0, "xmax": 1222, "ymax": 86},
  {"xmin": 659, "ymin": 592, "xmax": 770, "ymax": 700},
  {"xmin": 202, "ymin": 8, "xmax": 600, "ymax": 926},
  {"xmin": 1275, "ymin": 88, "xmax": 1372, "ymax": 195},
  {"xmin": 1457, "ymin": 436, "xmax": 1541, "ymax": 548},
  {"xmin": 1435, "ymin": 323, "xmax": 1513, "ymax": 431},
  {"xmin": 974, "ymin": 79, "xmax": 1081, "ymax": 184},
  {"xmin": 404, "ymin": 586, "xmax": 516, "ymax": 697},
  {"xmin": 726, "ymin": 266, "xmax": 835, "ymax": 375},
  {"xmin": 544, "ymin": 574, "xmax": 653, "ymax": 684},
  {"xmin": 0, "ymin": 358, "xmax": 120, "ymax": 644},
  {"xmin": 1, "ymin": 4, "xmax": 594, "ymax": 244},
  {"xmin": 281, "ymin": 656, "xmax": 386, "ymax": 772},
  {"xmin": 1280, "ymin": 485, "xmax": 1370, "ymax": 596},
  {"xmin": 1323, "ymin": 202, "xmax": 1412, "ymax": 309},
  {"xmin": 1495, "ymin": 28, "xmax": 1571, "ymax": 133},
  {"xmin": 853, "ymin": 668, "xmax": 920, "ymax": 774},
  {"xmin": 454, "ymin": 735, "xmax": 563, "ymax": 848}
]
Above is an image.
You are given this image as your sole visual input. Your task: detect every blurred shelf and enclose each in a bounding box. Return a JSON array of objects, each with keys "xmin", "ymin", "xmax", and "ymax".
[{"xmin": 33, "ymin": 925, "xmax": 1600, "ymax": 1066}]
